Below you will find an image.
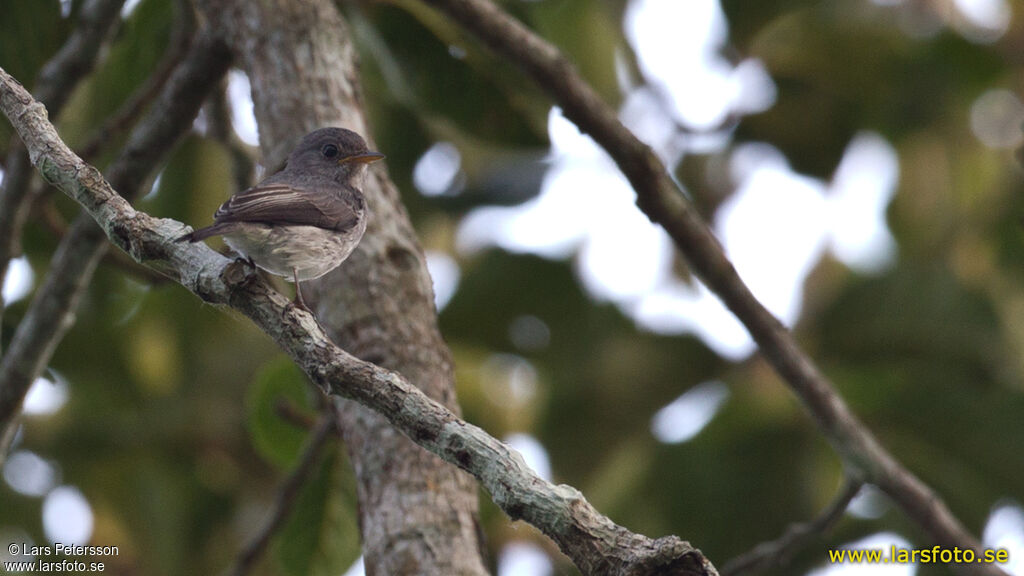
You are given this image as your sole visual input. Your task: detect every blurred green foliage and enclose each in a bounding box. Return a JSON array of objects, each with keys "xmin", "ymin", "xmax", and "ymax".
[{"xmin": 1, "ymin": 0, "xmax": 1023, "ymax": 575}]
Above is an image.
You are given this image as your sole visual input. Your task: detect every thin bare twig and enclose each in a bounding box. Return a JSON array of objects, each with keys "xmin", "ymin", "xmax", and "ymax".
[
  {"xmin": 0, "ymin": 32, "xmax": 232, "ymax": 462},
  {"xmin": 721, "ymin": 479, "xmax": 863, "ymax": 576},
  {"xmin": 37, "ymin": 197, "xmax": 172, "ymax": 286},
  {"xmin": 0, "ymin": 65, "xmax": 717, "ymax": 576},
  {"xmin": 274, "ymin": 398, "xmax": 321, "ymax": 431},
  {"xmin": 226, "ymin": 412, "xmax": 337, "ymax": 576},
  {"xmin": 413, "ymin": 2, "xmax": 1004, "ymax": 575}
]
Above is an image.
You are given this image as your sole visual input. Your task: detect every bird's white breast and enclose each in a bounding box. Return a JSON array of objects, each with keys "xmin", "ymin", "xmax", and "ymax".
[{"xmin": 222, "ymin": 221, "xmax": 365, "ymax": 281}]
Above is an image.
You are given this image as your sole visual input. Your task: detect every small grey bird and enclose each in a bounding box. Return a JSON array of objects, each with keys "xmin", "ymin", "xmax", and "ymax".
[{"xmin": 178, "ymin": 127, "xmax": 383, "ymax": 309}]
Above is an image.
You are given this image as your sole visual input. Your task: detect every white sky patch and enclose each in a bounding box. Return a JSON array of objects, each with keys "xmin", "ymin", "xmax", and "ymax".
[
  {"xmin": 23, "ymin": 376, "xmax": 69, "ymax": 417},
  {"xmin": 460, "ymin": 106, "xmax": 900, "ymax": 359},
  {"xmin": 504, "ymin": 433, "xmax": 552, "ymax": 481},
  {"xmin": 3, "ymin": 256, "xmax": 34, "ymax": 306},
  {"xmin": 983, "ymin": 503, "xmax": 1024, "ymax": 575},
  {"xmin": 619, "ymin": 87, "xmax": 689, "ymax": 166},
  {"xmin": 121, "ymin": 0, "xmax": 142, "ymax": 18},
  {"xmin": 3, "ymin": 450, "xmax": 58, "ymax": 497},
  {"xmin": 457, "ymin": 113, "xmax": 612, "ymax": 259},
  {"xmin": 575, "ymin": 191, "xmax": 673, "ymax": 302},
  {"xmin": 826, "ymin": 132, "xmax": 899, "ymax": 272},
  {"xmin": 730, "ymin": 59, "xmax": 777, "ymax": 115},
  {"xmin": 632, "ymin": 280, "xmax": 754, "ymax": 358},
  {"xmin": 43, "ymin": 486, "xmax": 93, "ymax": 546},
  {"xmin": 457, "ymin": 1, "xmax": 900, "ymax": 360},
  {"xmin": 625, "ymin": 0, "xmax": 733, "ymax": 129},
  {"xmin": 227, "ymin": 70, "xmax": 259, "ymax": 146},
  {"xmin": 650, "ymin": 381, "xmax": 729, "ymax": 444},
  {"xmin": 952, "ymin": 0, "xmax": 1012, "ymax": 38},
  {"xmin": 341, "ymin": 556, "xmax": 365, "ymax": 576},
  {"xmin": 846, "ymin": 484, "xmax": 890, "ymax": 520},
  {"xmin": 424, "ymin": 250, "xmax": 460, "ymax": 311},
  {"xmin": 716, "ymin": 156, "xmax": 829, "ymax": 324},
  {"xmin": 498, "ymin": 541, "xmax": 553, "ymax": 576},
  {"xmin": 806, "ymin": 532, "xmax": 915, "ymax": 576},
  {"xmin": 142, "ymin": 170, "xmax": 163, "ymax": 202},
  {"xmin": 414, "ymin": 142, "xmax": 463, "ymax": 196}
]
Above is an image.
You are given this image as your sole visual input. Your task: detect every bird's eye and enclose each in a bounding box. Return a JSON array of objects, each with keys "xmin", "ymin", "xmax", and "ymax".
[{"xmin": 322, "ymin": 144, "xmax": 339, "ymax": 158}]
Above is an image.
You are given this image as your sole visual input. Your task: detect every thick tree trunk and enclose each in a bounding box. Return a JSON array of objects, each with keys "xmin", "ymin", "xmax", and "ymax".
[{"xmin": 195, "ymin": 1, "xmax": 488, "ymax": 574}]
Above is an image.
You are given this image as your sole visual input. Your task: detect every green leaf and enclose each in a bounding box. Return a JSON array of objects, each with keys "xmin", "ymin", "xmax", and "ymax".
[
  {"xmin": 245, "ymin": 357, "xmax": 318, "ymax": 468},
  {"xmin": 275, "ymin": 449, "xmax": 360, "ymax": 576}
]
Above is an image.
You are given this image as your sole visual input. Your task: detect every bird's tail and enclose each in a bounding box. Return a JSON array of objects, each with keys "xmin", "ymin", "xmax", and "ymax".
[{"xmin": 176, "ymin": 223, "xmax": 232, "ymax": 243}]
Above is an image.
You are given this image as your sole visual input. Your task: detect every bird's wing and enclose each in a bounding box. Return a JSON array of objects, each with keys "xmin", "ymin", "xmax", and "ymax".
[{"xmin": 213, "ymin": 183, "xmax": 361, "ymax": 232}]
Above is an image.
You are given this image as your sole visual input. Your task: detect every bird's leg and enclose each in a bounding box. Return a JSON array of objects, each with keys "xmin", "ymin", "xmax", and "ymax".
[{"xmin": 291, "ymin": 268, "xmax": 311, "ymax": 312}]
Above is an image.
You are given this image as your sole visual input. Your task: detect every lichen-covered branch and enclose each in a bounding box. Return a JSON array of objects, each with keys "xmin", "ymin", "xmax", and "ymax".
[
  {"xmin": 414, "ymin": 1, "xmax": 1003, "ymax": 574},
  {"xmin": 192, "ymin": 0, "xmax": 488, "ymax": 573},
  {"xmin": 0, "ymin": 0, "xmax": 126, "ymax": 329},
  {"xmin": 0, "ymin": 31, "xmax": 231, "ymax": 461},
  {"xmin": 0, "ymin": 65, "xmax": 717, "ymax": 576}
]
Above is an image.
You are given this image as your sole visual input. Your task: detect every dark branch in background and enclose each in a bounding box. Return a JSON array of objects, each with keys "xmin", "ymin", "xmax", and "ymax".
[
  {"xmin": 275, "ymin": 398, "xmax": 321, "ymax": 432},
  {"xmin": 415, "ymin": 1, "xmax": 1004, "ymax": 574},
  {"xmin": 0, "ymin": 0, "xmax": 126, "ymax": 334},
  {"xmin": 226, "ymin": 411, "xmax": 338, "ymax": 576},
  {"xmin": 721, "ymin": 479, "xmax": 863, "ymax": 576},
  {"xmin": 0, "ymin": 67, "xmax": 718, "ymax": 576},
  {"xmin": 37, "ymin": 200, "xmax": 171, "ymax": 286},
  {"xmin": 0, "ymin": 31, "xmax": 231, "ymax": 462},
  {"xmin": 76, "ymin": 0, "xmax": 196, "ymax": 162}
]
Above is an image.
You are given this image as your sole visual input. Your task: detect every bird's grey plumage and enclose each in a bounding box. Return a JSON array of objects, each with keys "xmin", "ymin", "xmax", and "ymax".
[{"xmin": 178, "ymin": 127, "xmax": 383, "ymax": 308}]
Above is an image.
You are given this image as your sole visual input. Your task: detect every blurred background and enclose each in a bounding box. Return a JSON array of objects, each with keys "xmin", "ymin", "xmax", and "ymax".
[{"xmin": 1, "ymin": 0, "xmax": 1023, "ymax": 575}]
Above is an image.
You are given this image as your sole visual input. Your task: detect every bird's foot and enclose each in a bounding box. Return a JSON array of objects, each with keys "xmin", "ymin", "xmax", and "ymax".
[
  {"xmin": 284, "ymin": 296, "xmax": 312, "ymax": 315},
  {"xmin": 230, "ymin": 254, "xmax": 256, "ymax": 269}
]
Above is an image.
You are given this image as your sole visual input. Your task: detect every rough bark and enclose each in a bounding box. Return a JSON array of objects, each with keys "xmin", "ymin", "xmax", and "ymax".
[
  {"xmin": 0, "ymin": 28, "xmax": 230, "ymax": 461},
  {"xmin": 193, "ymin": 1, "xmax": 489, "ymax": 574},
  {"xmin": 0, "ymin": 0, "xmax": 125, "ymax": 343},
  {"xmin": 1, "ymin": 62, "xmax": 719, "ymax": 576}
]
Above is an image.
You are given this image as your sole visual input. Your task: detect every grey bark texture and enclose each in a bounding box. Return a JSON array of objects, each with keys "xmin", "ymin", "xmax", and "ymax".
[
  {"xmin": 0, "ymin": 0, "xmax": 125, "ymax": 338},
  {"xmin": 0, "ymin": 60, "xmax": 718, "ymax": 576},
  {"xmin": 0, "ymin": 27, "xmax": 230, "ymax": 461},
  {"xmin": 193, "ymin": 1, "xmax": 489, "ymax": 574}
]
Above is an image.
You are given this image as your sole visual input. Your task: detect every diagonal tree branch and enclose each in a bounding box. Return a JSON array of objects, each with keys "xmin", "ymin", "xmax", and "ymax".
[
  {"xmin": 226, "ymin": 411, "xmax": 338, "ymax": 576},
  {"xmin": 193, "ymin": 1, "xmax": 490, "ymax": 573},
  {"xmin": 721, "ymin": 478, "xmax": 863, "ymax": 576},
  {"xmin": 0, "ymin": 0, "xmax": 126, "ymax": 325},
  {"xmin": 413, "ymin": 1, "xmax": 1004, "ymax": 575},
  {"xmin": 0, "ymin": 31, "xmax": 231, "ymax": 462},
  {"xmin": 0, "ymin": 65, "xmax": 718, "ymax": 576}
]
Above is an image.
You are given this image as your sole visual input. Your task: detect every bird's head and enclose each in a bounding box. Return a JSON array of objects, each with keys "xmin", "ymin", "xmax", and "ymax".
[{"xmin": 288, "ymin": 127, "xmax": 385, "ymax": 184}]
